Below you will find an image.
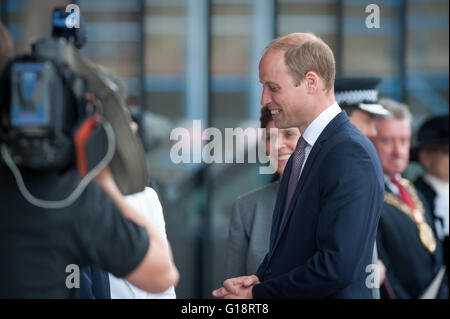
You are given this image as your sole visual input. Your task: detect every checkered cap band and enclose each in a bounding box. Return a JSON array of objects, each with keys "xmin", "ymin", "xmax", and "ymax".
[{"xmin": 335, "ymin": 89, "xmax": 378, "ymax": 105}]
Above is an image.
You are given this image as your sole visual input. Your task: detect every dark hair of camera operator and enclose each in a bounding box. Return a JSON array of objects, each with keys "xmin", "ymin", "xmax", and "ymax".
[
  {"xmin": 0, "ymin": 22, "xmax": 13, "ymax": 73},
  {"xmin": 0, "ymin": 27, "xmax": 178, "ymax": 297}
]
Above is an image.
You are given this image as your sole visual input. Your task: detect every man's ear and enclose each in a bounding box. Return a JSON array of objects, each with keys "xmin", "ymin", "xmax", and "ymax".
[{"xmin": 304, "ymin": 71, "xmax": 319, "ymax": 93}]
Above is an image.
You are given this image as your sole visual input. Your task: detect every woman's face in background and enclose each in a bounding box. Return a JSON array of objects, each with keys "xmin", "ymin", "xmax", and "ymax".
[{"xmin": 265, "ymin": 120, "xmax": 301, "ymax": 177}]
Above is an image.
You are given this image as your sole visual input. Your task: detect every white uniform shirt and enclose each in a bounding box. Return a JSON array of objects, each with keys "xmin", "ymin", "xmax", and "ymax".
[
  {"xmin": 424, "ymin": 174, "xmax": 449, "ymax": 239},
  {"xmin": 298, "ymin": 102, "xmax": 341, "ymax": 179},
  {"xmin": 108, "ymin": 187, "xmax": 176, "ymax": 299}
]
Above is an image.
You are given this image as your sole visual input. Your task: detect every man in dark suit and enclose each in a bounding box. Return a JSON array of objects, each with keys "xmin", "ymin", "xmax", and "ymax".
[
  {"xmin": 213, "ymin": 32, "xmax": 384, "ymax": 299},
  {"xmin": 371, "ymin": 99, "xmax": 447, "ymax": 298},
  {"xmin": 334, "ymin": 77, "xmax": 391, "ymax": 298},
  {"xmin": 412, "ymin": 114, "xmax": 449, "ymax": 290}
]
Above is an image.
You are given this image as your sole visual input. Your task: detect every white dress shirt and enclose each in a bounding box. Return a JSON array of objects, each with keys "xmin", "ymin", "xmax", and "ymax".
[
  {"xmin": 108, "ymin": 187, "xmax": 176, "ymax": 299},
  {"xmin": 424, "ymin": 174, "xmax": 449, "ymax": 239},
  {"xmin": 384, "ymin": 174, "xmax": 402, "ymax": 196},
  {"xmin": 385, "ymin": 173, "xmax": 449, "ymax": 239},
  {"xmin": 424, "ymin": 174, "xmax": 449, "ymax": 197},
  {"xmin": 298, "ymin": 102, "xmax": 341, "ymax": 179}
]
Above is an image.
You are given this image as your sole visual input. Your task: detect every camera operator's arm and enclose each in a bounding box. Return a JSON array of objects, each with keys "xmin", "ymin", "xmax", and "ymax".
[{"xmin": 95, "ymin": 167, "xmax": 179, "ymax": 293}]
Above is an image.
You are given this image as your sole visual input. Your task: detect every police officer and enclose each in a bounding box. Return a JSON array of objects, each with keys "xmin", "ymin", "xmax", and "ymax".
[{"xmin": 335, "ymin": 77, "xmax": 389, "ymax": 138}]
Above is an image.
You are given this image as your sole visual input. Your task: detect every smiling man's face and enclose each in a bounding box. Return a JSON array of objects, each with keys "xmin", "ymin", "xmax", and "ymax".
[{"xmin": 259, "ymin": 50, "xmax": 311, "ymax": 131}]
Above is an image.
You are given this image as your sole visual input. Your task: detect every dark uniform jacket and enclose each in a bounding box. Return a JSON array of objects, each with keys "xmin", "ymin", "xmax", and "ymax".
[
  {"xmin": 415, "ymin": 177, "xmax": 438, "ymax": 221},
  {"xmin": 377, "ymin": 179, "xmax": 448, "ymax": 298},
  {"xmin": 414, "ymin": 176, "xmax": 449, "ymax": 290}
]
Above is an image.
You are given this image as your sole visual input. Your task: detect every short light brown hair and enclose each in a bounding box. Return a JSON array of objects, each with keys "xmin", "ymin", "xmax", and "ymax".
[
  {"xmin": 264, "ymin": 32, "xmax": 336, "ymax": 93},
  {"xmin": 0, "ymin": 22, "xmax": 13, "ymax": 73}
]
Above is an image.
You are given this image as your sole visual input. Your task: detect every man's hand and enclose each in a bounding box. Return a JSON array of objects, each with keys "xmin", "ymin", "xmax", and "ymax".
[
  {"xmin": 378, "ymin": 260, "xmax": 386, "ymax": 286},
  {"xmin": 212, "ymin": 275, "xmax": 260, "ymax": 299}
]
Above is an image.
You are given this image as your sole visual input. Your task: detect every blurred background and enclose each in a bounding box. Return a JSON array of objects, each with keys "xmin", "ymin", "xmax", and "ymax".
[{"xmin": 1, "ymin": 0, "xmax": 448, "ymax": 298}]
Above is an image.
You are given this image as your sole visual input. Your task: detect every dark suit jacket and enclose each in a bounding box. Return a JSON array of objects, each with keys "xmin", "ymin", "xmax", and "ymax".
[
  {"xmin": 414, "ymin": 177, "xmax": 437, "ymax": 221},
  {"xmin": 376, "ymin": 185, "xmax": 447, "ymax": 299},
  {"xmin": 226, "ymin": 182, "xmax": 279, "ymax": 278},
  {"xmin": 414, "ymin": 176, "xmax": 449, "ymax": 284},
  {"xmin": 80, "ymin": 266, "xmax": 111, "ymax": 299},
  {"xmin": 253, "ymin": 111, "xmax": 384, "ymax": 299}
]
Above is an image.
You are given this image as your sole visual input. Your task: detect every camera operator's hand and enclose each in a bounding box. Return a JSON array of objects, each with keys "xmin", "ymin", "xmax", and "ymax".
[
  {"xmin": 94, "ymin": 166, "xmax": 115, "ymax": 190},
  {"xmin": 94, "ymin": 166, "xmax": 179, "ymax": 293},
  {"xmin": 95, "ymin": 166, "xmax": 151, "ymax": 229}
]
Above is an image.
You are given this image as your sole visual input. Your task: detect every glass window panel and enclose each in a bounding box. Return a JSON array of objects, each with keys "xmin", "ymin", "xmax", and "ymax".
[
  {"xmin": 77, "ymin": 0, "xmax": 141, "ymax": 106},
  {"xmin": 145, "ymin": 91, "xmax": 184, "ymax": 121},
  {"xmin": 406, "ymin": 0, "xmax": 449, "ymax": 119},
  {"xmin": 210, "ymin": 0, "xmax": 251, "ymax": 127},
  {"xmin": 144, "ymin": 0, "xmax": 186, "ymax": 118},
  {"xmin": 342, "ymin": 1, "xmax": 401, "ymax": 75},
  {"xmin": 277, "ymin": 0, "xmax": 339, "ymax": 53},
  {"xmin": 342, "ymin": 1, "xmax": 404, "ymax": 101}
]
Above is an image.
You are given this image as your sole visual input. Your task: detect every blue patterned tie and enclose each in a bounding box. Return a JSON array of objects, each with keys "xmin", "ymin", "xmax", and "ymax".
[{"xmin": 279, "ymin": 136, "xmax": 308, "ymax": 230}]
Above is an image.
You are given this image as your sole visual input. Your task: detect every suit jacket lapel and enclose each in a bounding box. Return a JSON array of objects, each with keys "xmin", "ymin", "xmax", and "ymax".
[
  {"xmin": 269, "ymin": 111, "xmax": 350, "ymax": 259},
  {"xmin": 269, "ymin": 156, "xmax": 293, "ymax": 251},
  {"xmin": 271, "ymin": 139, "xmax": 326, "ymax": 254}
]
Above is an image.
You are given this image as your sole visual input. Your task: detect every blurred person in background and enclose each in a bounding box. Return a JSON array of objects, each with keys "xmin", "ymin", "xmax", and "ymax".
[
  {"xmin": 0, "ymin": 22, "xmax": 13, "ymax": 73},
  {"xmin": 108, "ymin": 118, "xmax": 176, "ymax": 299},
  {"xmin": 0, "ymin": 101, "xmax": 179, "ymax": 298},
  {"xmin": 0, "ymin": 26, "xmax": 178, "ymax": 297},
  {"xmin": 371, "ymin": 98, "xmax": 447, "ymax": 299},
  {"xmin": 226, "ymin": 106, "xmax": 301, "ymax": 279},
  {"xmin": 80, "ymin": 65, "xmax": 176, "ymax": 299},
  {"xmin": 412, "ymin": 114, "xmax": 449, "ymax": 287},
  {"xmin": 334, "ymin": 77, "xmax": 389, "ymax": 138}
]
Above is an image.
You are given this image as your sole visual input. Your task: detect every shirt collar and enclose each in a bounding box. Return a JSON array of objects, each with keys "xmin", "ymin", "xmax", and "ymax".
[
  {"xmin": 385, "ymin": 174, "xmax": 402, "ymax": 183},
  {"xmin": 424, "ymin": 173, "xmax": 449, "ymax": 195},
  {"xmin": 302, "ymin": 102, "xmax": 341, "ymax": 147},
  {"xmin": 384, "ymin": 174, "xmax": 402, "ymax": 194}
]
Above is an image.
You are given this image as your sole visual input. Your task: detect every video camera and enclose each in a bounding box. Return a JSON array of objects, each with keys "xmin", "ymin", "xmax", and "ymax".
[
  {"xmin": 51, "ymin": 6, "xmax": 86, "ymax": 49},
  {"xmin": 0, "ymin": 7, "xmax": 115, "ymax": 208},
  {"xmin": 0, "ymin": 7, "xmax": 91, "ymax": 170}
]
